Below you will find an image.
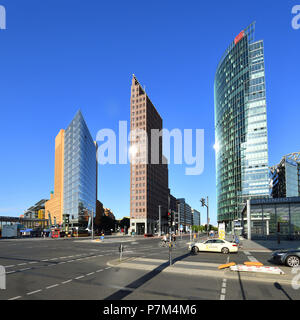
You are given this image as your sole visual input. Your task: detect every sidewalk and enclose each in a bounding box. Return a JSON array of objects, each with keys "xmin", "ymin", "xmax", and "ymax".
[{"xmin": 226, "ymin": 236, "xmax": 300, "ymax": 252}]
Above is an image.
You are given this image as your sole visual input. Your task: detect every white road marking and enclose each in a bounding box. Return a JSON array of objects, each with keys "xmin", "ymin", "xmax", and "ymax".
[
  {"xmin": 46, "ymin": 284, "xmax": 59, "ymax": 289},
  {"xmin": 61, "ymin": 280, "xmax": 72, "ymax": 284},
  {"xmin": 96, "ymin": 269, "xmax": 103, "ymax": 272},
  {"xmin": 18, "ymin": 263, "xmax": 26, "ymax": 266},
  {"xmin": 27, "ymin": 289, "xmax": 42, "ymax": 295},
  {"xmin": 75, "ymin": 275, "xmax": 84, "ymax": 280},
  {"xmin": 220, "ymin": 294, "xmax": 225, "ymax": 300},
  {"xmin": 248, "ymin": 256, "xmax": 258, "ymax": 262},
  {"xmin": 20, "ymin": 268, "xmax": 31, "ymax": 272},
  {"xmin": 6, "ymin": 271, "xmax": 16, "ymax": 274},
  {"xmin": 29, "ymin": 262, "xmax": 38, "ymax": 264},
  {"xmin": 86, "ymin": 272, "xmax": 95, "ymax": 276},
  {"xmin": 8, "ymin": 296, "xmax": 22, "ymax": 300},
  {"xmin": 5, "ymin": 265, "xmax": 15, "ymax": 268}
]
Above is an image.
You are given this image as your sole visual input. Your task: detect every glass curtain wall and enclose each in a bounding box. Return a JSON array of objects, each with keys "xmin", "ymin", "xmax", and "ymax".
[
  {"xmin": 215, "ymin": 23, "xmax": 269, "ymax": 227},
  {"xmin": 63, "ymin": 111, "xmax": 97, "ymax": 227}
]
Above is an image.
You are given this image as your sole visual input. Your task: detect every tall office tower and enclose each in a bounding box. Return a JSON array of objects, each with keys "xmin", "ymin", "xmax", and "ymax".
[
  {"xmin": 45, "ymin": 129, "xmax": 65, "ymax": 225},
  {"xmin": 129, "ymin": 75, "xmax": 169, "ymax": 235},
  {"xmin": 46, "ymin": 111, "xmax": 97, "ymax": 227},
  {"xmin": 270, "ymin": 152, "xmax": 300, "ymax": 198},
  {"xmin": 214, "ymin": 23, "xmax": 269, "ymax": 229},
  {"xmin": 63, "ymin": 111, "xmax": 97, "ymax": 226}
]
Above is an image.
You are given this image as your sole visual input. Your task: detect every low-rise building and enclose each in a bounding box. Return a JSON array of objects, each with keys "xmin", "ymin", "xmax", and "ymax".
[
  {"xmin": 241, "ymin": 197, "xmax": 300, "ymax": 240},
  {"xmin": 24, "ymin": 199, "xmax": 48, "ymax": 221}
]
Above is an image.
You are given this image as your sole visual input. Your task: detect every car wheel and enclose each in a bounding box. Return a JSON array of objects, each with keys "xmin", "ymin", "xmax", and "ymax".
[
  {"xmin": 221, "ymin": 247, "xmax": 229, "ymax": 254},
  {"xmin": 191, "ymin": 246, "xmax": 199, "ymax": 254},
  {"xmin": 286, "ymin": 255, "xmax": 300, "ymax": 267}
]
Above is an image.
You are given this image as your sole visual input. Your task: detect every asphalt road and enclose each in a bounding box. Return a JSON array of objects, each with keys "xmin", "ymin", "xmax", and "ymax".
[{"xmin": 0, "ymin": 236, "xmax": 299, "ymax": 300}]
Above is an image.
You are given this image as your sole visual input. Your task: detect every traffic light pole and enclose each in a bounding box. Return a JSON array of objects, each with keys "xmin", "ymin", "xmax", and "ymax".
[
  {"xmin": 91, "ymin": 209, "xmax": 94, "ymax": 241},
  {"xmin": 200, "ymin": 197, "xmax": 210, "ymax": 238},
  {"xmin": 158, "ymin": 205, "xmax": 161, "ymax": 236},
  {"xmin": 207, "ymin": 196, "xmax": 209, "ymax": 238}
]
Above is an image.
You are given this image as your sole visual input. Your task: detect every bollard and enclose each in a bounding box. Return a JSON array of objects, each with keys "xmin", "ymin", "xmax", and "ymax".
[
  {"xmin": 0, "ymin": 265, "xmax": 6, "ymax": 290},
  {"xmin": 169, "ymin": 241, "xmax": 173, "ymax": 266}
]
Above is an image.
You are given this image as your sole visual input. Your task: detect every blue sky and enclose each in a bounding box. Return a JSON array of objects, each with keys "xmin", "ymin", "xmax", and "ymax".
[{"xmin": 0, "ymin": 0, "xmax": 299, "ymax": 224}]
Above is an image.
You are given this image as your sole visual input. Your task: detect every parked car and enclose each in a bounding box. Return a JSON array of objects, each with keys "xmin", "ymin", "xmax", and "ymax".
[
  {"xmin": 189, "ymin": 239, "xmax": 238, "ymax": 254},
  {"xmin": 270, "ymin": 248, "xmax": 300, "ymax": 267},
  {"xmin": 144, "ymin": 233, "xmax": 154, "ymax": 238}
]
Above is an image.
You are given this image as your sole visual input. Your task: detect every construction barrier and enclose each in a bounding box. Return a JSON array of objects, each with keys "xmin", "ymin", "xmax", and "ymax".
[
  {"xmin": 244, "ymin": 261, "xmax": 264, "ymax": 267},
  {"xmin": 218, "ymin": 262, "xmax": 236, "ymax": 270},
  {"xmin": 230, "ymin": 265, "xmax": 285, "ymax": 275}
]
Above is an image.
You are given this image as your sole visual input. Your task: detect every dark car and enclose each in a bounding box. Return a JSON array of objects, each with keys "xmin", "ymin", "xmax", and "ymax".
[
  {"xmin": 144, "ymin": 233, "xmax": 154, "ymax": 238},
  {"xmin": 270, "ymin": 248, "xmax": 300, "ymax": 267}
]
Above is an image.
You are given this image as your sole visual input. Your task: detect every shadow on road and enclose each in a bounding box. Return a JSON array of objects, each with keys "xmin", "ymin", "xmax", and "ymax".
[
  {"xmin": 237, "ymin": 271, "xmax": 246, "ymax": 300},
  {"xmin": 274, "ymin": 282, "xmax": 293, "ymax": 300},
  {"xmin": 104, "ymin": 253, "xmax": 191, "ymax": 300}
]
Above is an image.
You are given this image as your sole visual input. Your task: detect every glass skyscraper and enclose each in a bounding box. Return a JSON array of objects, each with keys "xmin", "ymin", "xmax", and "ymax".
[
  {"xmin": 63, "ymin": 110, "xmax": 97, "ymax": 226},
  {"xmin": 214, "ymin": 23, "xmax": 269, "ymax": 227}
]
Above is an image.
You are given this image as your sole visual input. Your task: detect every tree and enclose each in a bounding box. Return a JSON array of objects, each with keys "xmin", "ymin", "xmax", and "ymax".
[
  {"xmin": 192, "ymin": 225, "xmax": 200, "ymax": 232},
  {"xmin": 119, "ymin": 217, "xmax": 130, "ymax": 229}
]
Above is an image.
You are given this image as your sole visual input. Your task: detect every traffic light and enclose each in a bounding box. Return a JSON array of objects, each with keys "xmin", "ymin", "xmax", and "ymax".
[
  {"xmin": 168, "ymin": 211, "xmax": 172, "ymax": 227},
  {"xmin": 200, "ymin": 198, "xmax": 206, "ymax": 207}
]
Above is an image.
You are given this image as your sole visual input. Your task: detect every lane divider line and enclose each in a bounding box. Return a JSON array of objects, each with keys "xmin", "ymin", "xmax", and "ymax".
[
  {"xmin": 61, "ymin": 280, "xmax": 72, "ymax": 284},
  {"xmin": 27, "ymin": 289, "xmax": 42, "ymax": 295},
  {"xmin": 46, "ymin": 284, "xmax": 59, "ymax": 289},
  {"xmin": 8, "ymin": 296, "xmax": 22, "ymax": 300}
]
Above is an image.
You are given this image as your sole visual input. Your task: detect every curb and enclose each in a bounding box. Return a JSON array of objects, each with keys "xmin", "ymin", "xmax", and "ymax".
[{"xmin": 106, "ymin": 258, "xmax": 293, "ymax": 285}]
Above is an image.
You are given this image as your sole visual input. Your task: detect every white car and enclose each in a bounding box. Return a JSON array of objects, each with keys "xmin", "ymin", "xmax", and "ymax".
[{"xmin": 189, "ymin": 239, "xmax": 238, "ymax": 254}]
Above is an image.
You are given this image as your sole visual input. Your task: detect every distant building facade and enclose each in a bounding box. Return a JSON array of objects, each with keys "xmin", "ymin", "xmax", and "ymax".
[
  {"xmin": 104, "ymin": 208, "xmax": 115, "ymax": 220},
  {"xmin": 192, "ymin": 209, "xmax": 201, "ymax": 226},
  {"xmin": 45, "ymin": 129, "xmax": 65, "ymax": 225},
  {"xmin": 177, "ymin": 198, "xmax": 192, "ymax": 232},
  {"xmin": 270, "ymin": 152, "xmax": 300, "ymax": 198},
  {"xmin": 24, "ymin": 199, "xmax": 48, "ymax": 220}
]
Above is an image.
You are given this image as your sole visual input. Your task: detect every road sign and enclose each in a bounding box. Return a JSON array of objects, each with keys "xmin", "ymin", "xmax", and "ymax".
[{"xmin": 218, "ymin": 223, "xmax": 226, "ymax": 240}]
